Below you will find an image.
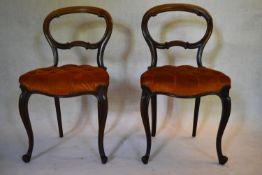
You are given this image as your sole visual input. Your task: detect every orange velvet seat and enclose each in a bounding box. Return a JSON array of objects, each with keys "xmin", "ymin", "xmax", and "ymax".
[
  {"xmin": 141, "ymin": 65, "xmax": 230, "ymax": 96},
  {"xmin": 19, "ymin": 64, "xmax": 109, "ymax": 96}
]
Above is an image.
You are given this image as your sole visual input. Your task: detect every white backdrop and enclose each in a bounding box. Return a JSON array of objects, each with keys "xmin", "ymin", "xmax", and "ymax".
[{"xmin": 0, "ymin": 0, "xmax": 262, "ymax": 175}]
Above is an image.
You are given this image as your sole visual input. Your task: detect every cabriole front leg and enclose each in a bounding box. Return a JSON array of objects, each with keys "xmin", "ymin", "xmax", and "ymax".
[
  {"xmin": 19, "ymin": 87, "xmax": 33, "ymax": 163},
  {"xmin": 216, "ymin": 87, "xmax": 231, "ymax": 165},
  {"xmin": 97, "ymin": 86, "xmax": 108, "ymax": 164},
  {"xmin": 140, "ymin": 87, "xmax": 152, "ymax": 164}
]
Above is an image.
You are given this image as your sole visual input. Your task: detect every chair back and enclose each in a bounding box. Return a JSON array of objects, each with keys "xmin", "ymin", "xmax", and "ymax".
[
  {"xmin": 43, "ymin": 6, "xmax": 113, "ymax": 67},
  {"xmin": 141, "ymin": 4, "xmax": 213, "ymax": 67}
]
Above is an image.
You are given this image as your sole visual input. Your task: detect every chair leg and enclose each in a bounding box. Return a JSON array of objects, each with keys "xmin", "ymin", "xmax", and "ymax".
[
  {"xmin": 140, "ymin": 88, "xmax": 152, "ymax": 164},
  {"xmin": 151, "ymin": 94, "xmax": 157, "ymax": 137},
  {"xmin": 54, "ymin": 97, "xmax": 63, "ymax": 137},
  {"xmin": 97, "ymin": 86, "xmax": 108, "ymax": 164},
  {"xmin": 192, "ymin": 97, "xmax": 201, "ymax": 137},
  {"xmin": 216, "ymin": 87, "xmax": 231, "ymax": 165},
  {"xmin": 19, "ymin": 88, "xmax": 33, "ymax": 163}
]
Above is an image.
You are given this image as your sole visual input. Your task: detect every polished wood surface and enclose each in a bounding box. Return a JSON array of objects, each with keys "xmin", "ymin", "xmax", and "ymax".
[
  {"xmin": 141, "ymin": 3, "xmax": 213, "ymax": 68},
  {"xmin": 43, "ymin": 6, "xmax": 112, "ymax": 68}
]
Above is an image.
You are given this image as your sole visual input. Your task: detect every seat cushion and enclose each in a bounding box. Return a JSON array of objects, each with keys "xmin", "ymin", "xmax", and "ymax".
[
  {"xmin": 19, "ymin": 64, "xmax": 109, "ymax": 96},
  {"xmin": 141, "ymin": 65, "xmax": 231, "ymax": 96}
]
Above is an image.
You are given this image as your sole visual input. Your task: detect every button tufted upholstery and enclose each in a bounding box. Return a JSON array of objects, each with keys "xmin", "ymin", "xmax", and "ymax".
[
  {"xmin": 141, "ymin": 65, "xmax": 230, "ymax": 96},
  {"xmin": 19, "ymin": 64, "xmax": 109, "ymax": 96}
]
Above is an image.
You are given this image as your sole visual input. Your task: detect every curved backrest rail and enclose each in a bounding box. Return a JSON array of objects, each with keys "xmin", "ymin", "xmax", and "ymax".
[
  {"xmin": 43, "ymin": 6, "xmax": 113, "ymax": 67},
  {"xmin": 141, "ymin": 4, "xmax": 213, "ymax": 68}
]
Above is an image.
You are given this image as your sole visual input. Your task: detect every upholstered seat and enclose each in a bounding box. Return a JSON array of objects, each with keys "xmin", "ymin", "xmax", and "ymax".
[
  {"xmin": 19, "ymin": 64, "xmax": 109, "ymax": 96},
  {"xmin": 141, "ymin": 65, "xmax": 230, "ymax": 96}
]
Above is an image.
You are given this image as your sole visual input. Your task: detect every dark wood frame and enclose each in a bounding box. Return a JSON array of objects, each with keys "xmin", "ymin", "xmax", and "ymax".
[
  {"xmin": 140, "ymin": 4, "xmax": 231, "ymax": 165},
  {"xmin": 19, "ymin": 6, "xmax": 112, "ymax": 164}
]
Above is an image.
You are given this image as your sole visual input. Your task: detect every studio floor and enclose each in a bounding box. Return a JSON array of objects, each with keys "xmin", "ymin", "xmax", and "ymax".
[{"xmin": 0, "ymin": 96, "xmax": 261, "ymax": 175}]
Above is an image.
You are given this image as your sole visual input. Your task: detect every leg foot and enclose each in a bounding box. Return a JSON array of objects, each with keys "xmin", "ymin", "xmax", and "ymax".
[
  {"xmin": 22, "ymin": 154, "xmax": 31, "ymax": 163},
  {"xmin": 218, "ymin": 155, "xmax": 228, "ymax": 165},
  {"xmin": 141, "ymin": 155, "xmax": 149, "ymax": 164},
  {"xmin": 101, "ymin": 155, "xmax": 108, "ymax": 164}
]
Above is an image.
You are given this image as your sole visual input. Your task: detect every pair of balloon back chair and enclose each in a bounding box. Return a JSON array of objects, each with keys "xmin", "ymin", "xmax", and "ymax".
[{"xmin": 18, "ymin": 4, "xmax": 231, "ymax": 165}]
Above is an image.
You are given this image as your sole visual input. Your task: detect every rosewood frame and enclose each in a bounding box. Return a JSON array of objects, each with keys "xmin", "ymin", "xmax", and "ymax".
[
  {"xmin": 140, "ymin": 4, "xmax": 231, "ymax": 165},
  {"xmin": 19, "ymin": 6, "xmax": 112, "ymax": 164}
]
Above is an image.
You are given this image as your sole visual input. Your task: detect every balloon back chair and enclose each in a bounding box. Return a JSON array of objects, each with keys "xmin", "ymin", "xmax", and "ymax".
[
  {"xmin": 18, "ymin": 6, "xmax": 112, "ymax": 164},
  {"xmin": 140, "ymin": 4, "xmax": 231, "ymax": 164}
]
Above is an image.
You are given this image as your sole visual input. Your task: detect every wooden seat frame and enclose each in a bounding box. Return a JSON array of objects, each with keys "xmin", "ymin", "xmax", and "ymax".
[
  {"xmin": 140, "ymin": 4, "xmax": 231, "ymax": 165},
  {"xmin": 19, "ymin": 6, "xmax": 112, "ymax": 164}
]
